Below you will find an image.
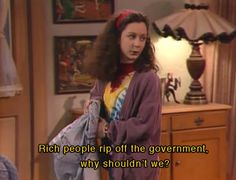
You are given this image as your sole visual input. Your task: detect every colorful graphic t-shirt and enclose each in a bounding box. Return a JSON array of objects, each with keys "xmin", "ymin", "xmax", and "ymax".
[{"xmin": 103, "ymin": 64, "xmax": 135, "ymax": 122}]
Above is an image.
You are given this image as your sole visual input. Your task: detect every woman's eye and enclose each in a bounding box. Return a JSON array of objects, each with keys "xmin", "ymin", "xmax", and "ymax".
[
  {"xmin": 140, "ymin": 36, "xmax": 147, "ymax": 41},
  {"xmin": 128, "ymin": 34, "xmax": 136, "ymax": 39}
]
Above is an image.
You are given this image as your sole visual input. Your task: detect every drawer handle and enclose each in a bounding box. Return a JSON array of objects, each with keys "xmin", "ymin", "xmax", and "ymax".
[
  {"xmin": 194, "ymin": 117, "xmax": 204, "ymax": 126},
  {"xmin": 175, "ymin": 160, "xmax": 181, "ymax": 166}
]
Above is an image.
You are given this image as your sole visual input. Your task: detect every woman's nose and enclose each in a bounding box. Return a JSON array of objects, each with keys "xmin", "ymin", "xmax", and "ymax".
[{"xmin": 133, "ymin": 38, "xmax": 142, "ymax": 47}]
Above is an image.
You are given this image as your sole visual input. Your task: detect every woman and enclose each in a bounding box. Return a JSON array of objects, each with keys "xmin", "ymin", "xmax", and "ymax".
[{"xmin": 84, "ymin": 9, "xmax": 162, "ymax": 180}]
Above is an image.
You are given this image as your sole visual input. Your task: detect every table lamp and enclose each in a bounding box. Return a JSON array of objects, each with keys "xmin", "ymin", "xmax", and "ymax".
[
  {"xmin": 153, "ymin": 3, "xmax": 236, "ymax": 104},
  {"xmin": 0, "ymin": 0, "xmax": 22, "ymax": 97}
]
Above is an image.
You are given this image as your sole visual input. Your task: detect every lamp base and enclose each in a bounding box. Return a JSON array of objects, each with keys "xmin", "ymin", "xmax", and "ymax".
[
  {"xmin": 184, "ymin": 80, "xmax": 208, "ymax": 104},
  {"xmin": 183, "ymin": 43, "xmax": 208, "ymax": 105}
]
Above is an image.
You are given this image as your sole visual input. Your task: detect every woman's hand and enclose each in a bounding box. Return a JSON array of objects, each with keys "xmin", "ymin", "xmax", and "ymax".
[{"xmin": 97, "ymin": 117, "xmax": 109, "ymax": 138}]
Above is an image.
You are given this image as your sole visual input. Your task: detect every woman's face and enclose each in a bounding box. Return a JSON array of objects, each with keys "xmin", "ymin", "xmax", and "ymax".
[{"xmin": 119, "ymin": 22, "xmax": 147, "ymax": 64}]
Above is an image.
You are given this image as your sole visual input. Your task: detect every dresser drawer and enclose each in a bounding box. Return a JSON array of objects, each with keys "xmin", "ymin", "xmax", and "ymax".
[
  {"xmin": 161, "ymin": 115, "xmax": 170, "ymax": 131},
  {"xmin": 172, "ymin": 110, "xmax": 227, "ymax": 130}
]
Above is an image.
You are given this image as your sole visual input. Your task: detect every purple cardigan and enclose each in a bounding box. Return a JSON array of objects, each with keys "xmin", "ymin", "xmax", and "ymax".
[{"xmin": 90, "ymin": 70, "xmax": 162, "ymax": 180}]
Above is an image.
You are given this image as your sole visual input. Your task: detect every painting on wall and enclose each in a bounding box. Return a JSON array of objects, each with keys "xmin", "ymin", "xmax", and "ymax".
[
  {"xmin": 54, "ymin": 36, "xmax": 96, "ymax": 94},
  {"xmin": 52, "ymin": 0, "xmax": 114, "ymax": 23}
]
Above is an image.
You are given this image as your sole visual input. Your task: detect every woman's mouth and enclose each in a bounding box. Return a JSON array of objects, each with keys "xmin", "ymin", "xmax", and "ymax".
[{"xmin": 130, "ymin": 51, "xmax": 139, "ymax": 55}]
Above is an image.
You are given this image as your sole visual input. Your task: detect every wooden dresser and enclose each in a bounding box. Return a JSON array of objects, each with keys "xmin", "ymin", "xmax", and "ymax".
[
  {"xmin": 71, "ymin": 103, "xmax": 231, "ymax": 180},
  {"xmin": 160, "ymin": 103, "xmax": 231, "ymax": 180}
]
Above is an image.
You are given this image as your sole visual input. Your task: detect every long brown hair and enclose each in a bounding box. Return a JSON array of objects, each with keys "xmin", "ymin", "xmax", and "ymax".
[{"xmin": 83, "ymin": 10, "xmax": 159, "ymax": 81}]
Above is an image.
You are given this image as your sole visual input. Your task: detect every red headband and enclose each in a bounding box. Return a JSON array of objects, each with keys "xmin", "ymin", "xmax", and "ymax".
[{"xmin": 115, "ymin": 9, "xmax": 138, "ymax": 28}]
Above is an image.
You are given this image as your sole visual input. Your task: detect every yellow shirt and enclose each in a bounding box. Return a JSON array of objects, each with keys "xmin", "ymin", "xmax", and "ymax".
[{"xmin": 104, "ymin": 72, "xmax": 134, "ymax": 122}]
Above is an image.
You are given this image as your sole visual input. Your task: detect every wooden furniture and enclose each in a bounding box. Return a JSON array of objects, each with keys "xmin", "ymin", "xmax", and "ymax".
[
  {"xmin": 160, "ymin": 103, "xmax": 231, "ymax": 180},
  {"xmin": 0, "ymin": 0, "xmax": 32, "ymax": 179},
  {"xmin": 71, "ymin": 103, "xmax": 231, "ymax": 180}
]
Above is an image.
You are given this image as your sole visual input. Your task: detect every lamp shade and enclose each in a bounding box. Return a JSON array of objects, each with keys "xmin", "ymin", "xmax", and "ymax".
[
  {"xmin": 153, "ymin": 3, "xmax": 236, "ymax": 104},
  {"xmin": 0, "ymin": 0, "xmax": 22, "ymax": 97},
  {"xmin": 152, "ymin": 3, "xmax": 236, "ymax": 43}
]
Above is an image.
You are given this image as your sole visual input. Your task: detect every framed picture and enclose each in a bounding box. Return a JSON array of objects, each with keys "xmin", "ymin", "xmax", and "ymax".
[
  {"xmin": 54, "ymin": 36, "xmax": 96, "ymax": 94},
  {"xmin": 52, "ymin": 0, "xmax": 114, "ymax": 23}
]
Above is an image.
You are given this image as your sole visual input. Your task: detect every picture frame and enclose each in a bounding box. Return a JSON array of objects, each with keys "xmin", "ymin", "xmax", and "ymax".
[
  {"xmin": 54, "ymin": 36, "xmax": 96, "ymax": 94},
  {"xmin": 52, "ymin": 0, "xmax": 114, "ymax": 23}
]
